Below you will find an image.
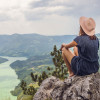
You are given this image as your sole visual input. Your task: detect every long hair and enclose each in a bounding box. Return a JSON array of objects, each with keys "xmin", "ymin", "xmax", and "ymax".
[{"xmin": 79, "ymin": 26, "xmax": 97, "ymax": 40}]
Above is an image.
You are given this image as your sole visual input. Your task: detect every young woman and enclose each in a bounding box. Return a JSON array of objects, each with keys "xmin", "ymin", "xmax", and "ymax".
[{"xmin": 60, "ymin": 16, "xmax": 99, "ymax": 77}]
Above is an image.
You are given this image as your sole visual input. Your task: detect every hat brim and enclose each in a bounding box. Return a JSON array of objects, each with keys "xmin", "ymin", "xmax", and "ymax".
[
  {"xmin": 85, "ymin": 29, "xmax": 95, "ymax": 36},
  {"xmin": 79, "ymin": 16, "xmax": 95, "ymax": 36}
]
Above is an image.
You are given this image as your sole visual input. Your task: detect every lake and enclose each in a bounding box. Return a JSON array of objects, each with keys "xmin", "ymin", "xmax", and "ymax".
[{"xmin": 0, "ymin": 56, "xmax": 27, "ymax": 100}]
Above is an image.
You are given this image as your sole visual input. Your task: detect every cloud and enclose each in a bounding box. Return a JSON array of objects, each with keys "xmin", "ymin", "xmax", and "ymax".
[
  {"xmin": 24, "ymin": 0, "xmax": 72, "ymax": 20},
  {"xmin": 26, "ymin": 0, "xmax": 100, "ymax": 20},
  {"xmin": 0, "ymin": 0, "xmax": 100, "ymax": 21},
  {"xmin": 0, "ymin": 0, "xmax": 100, "ymax": 35},
  {"xmin": 30, "ymin": 0, "xmax": 53, "ymax": 8},
  {"xmin": 65, "ymin": 0, "xmax": 100, "ymax": 17},
  {"xmin": 24, "ymin": 6, "xmax": 72, "ymax": 20},
  {"xmin": 0, "ymin": 13, "xmax": 11, "ymax": 21}
]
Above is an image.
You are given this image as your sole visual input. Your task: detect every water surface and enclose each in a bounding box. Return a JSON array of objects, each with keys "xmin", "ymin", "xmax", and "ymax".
[{"xmin": 0, "ymin": 56, "xmax": 27, "ymax": 100}]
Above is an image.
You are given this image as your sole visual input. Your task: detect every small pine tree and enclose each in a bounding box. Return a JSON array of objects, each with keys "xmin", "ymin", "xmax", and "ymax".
[
  {"xmin": 30, "ymin": 72, "xmax": 35, "ymax": 81},
  {"xmin": 30, "ymin": 72, "xmax": 38, "ymax": 82},
  {"xmin": 42, "ymin": 71, "xmax": 48, "ymax": 80},
  {"xmin": 47, "ymin": 66, "xmax": 51, "ymax": 71},
  {"xmin": 50, "ymin": 45, "xmax": 68, "ymax": 79},
  {"xmin": 20, "ymin": 80, "xmax": 37, "ymax": 95},
  {"xmin": 21, "ymin": 44, "xmax": 69, "ymax": 97},
  {"xmin": 34, "ymin": 74, "xmax": 38, "ymax": 82},
  {"xmin": 20, "ymin": 80, "xmax": 27, "ymax": 90}
]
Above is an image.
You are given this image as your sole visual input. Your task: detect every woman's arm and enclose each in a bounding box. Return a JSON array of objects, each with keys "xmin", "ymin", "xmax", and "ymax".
[
  {"xmin": 65, "ymin": 41, "xmax": 77, "ymax": 49},
  {"xmin": 60, "ymin": 41, "xmax": 77, "ymax": 50}
]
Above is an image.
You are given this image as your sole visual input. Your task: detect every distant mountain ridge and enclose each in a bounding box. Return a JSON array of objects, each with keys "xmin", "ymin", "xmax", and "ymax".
[
  {"xmin": 0, "ymin": 33, "xmax": 99, "ymax": 57},
  {"xmin": 0, "ymin": 33, "xmax": 76, "ymax": 57}
]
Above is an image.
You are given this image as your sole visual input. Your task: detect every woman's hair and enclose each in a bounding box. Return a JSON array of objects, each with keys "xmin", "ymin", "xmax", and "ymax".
[{"xmin": 79, "ymin": 26, "xmax": 97, "ymax": 40}]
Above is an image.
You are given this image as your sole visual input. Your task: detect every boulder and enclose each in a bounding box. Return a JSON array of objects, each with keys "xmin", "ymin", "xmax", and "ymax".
[{"xmin": 33, "ymin": 72, "xmax": 100, "ymax": 100}]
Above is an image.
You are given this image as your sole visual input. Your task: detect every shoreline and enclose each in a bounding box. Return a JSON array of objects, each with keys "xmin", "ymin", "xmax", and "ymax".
[{"xmin": 0, "ymin": 56, "xmax": 27, "ymax": 100}]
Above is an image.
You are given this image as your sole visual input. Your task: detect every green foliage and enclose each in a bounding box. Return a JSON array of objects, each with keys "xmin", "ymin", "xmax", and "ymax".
[
  {"xmin": 20, "ymin": 71, "xmax": 49, "ymax": 96},
  {"xmin": 42, "ymin": 71, "xmax": 48, "ymax": 79},
  {"xmin": 47, "ymin": 66, "xmax": 51, "ymax": 70},
  {"xmin": 30, "ymin": 73, "xmax": 38, "ymax": 82},
  {"xmin": 17, "ymin": 92, "xmax": 33, "ymax": 100},
  {"xmin": 50, "ymin": 45, "xmax": 68, "ymax": 79},
  {"xmin": 30, "ymin": 71, "xmax": 49, "ymax": 86},
  {"xmin": 0, "ymin": 34, "xmax": 76, "ymax": 57},
  {"xmin": 45, "ymin": 98, "xmax": 52, "ymax": 100},
  {"xmin": 20, "ymin": 80, "xmax": 37, "ymax": 96},
  {"xmin": 19, "ymin": 44, "xmax": 68, "ymax": 99},
  {"xmin": 38, "ymin": 75, "xmax": 43, "ymax": 86},
  {"xmin": 10, "ymin": 54, "xmax": 53, "ymax": 97},
  {"xmin": 0, "ymin": 57, "xmax": 8, "ymax": 64}
]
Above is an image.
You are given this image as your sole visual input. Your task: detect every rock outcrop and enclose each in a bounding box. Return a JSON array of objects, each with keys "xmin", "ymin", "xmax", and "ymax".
[{"xmin": 33, "ymin": 72, "xmax": 100, "ymax": 100}]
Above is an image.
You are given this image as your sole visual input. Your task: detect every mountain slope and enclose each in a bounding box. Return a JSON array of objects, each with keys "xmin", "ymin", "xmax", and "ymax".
[{"xmin": 0, "ymin": 33, "xmax": 76, "ymax": 57}]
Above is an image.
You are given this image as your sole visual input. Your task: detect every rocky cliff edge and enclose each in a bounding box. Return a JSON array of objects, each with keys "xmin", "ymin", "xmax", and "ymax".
[{"xmin": 33, "ymin": 72, "xmax": 100, "ymax": 100}]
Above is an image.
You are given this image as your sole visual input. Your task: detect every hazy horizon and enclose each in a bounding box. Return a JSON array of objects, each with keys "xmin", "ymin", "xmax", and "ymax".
[{"xmin": 0, "ymin": 32, "xmax": 99, "ymax": 36}]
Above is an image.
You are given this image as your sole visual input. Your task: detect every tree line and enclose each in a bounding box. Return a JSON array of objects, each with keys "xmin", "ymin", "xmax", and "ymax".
[{"xmin": 20, "ymin": 45, "xmax": 68, "ymax": 96}]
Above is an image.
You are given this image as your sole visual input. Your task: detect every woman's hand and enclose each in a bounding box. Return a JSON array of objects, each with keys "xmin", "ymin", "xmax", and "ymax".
[
  {"xmin": 60, "ymin": 41, "xmax": 77, "ymax": 51},
  {"xmin": 60, "ymin": 43, "xmax": 66, "ymax": 51}
]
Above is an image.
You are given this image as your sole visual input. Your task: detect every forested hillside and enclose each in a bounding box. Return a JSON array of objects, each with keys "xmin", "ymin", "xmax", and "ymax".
[{"xmin": 0, "ymin": 33, "xmax": 75, "ymax": 57}]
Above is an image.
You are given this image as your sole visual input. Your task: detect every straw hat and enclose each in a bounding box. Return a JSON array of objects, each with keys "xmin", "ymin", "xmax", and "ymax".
[{"xmin": 79, "ymin": 16, "xmax": 96, "ymax": 36}]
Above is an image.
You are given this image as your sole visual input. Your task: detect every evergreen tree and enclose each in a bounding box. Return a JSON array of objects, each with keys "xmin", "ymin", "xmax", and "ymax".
[
  {"xmin": 30, "ymin": 72, "xmax": 38, "ymax": 82},
  {"xmin": 38, "ymin": 75, "xmax": 43, "ymax": 86},
  {"xmin": 34, "ymin": 74, "xmax": 38, "ymax": 82},
  {"xmin": 20, "ymin": 80, "xmax": 27, "ymax": 91},
  {"xmin": 50, "ymin": 45, "xmax": 68, "ymax": 79},
  {"xmin": 21, "ymin": 44, "xmax": 69, "ymax": 97},
  {"xmin": 47, "ymin": 66, "xmax": 51, "ymax": 70},
  {"xmin": 20, "ymin": 80, "xmax": 37, "ymax": 95},
  {"xmin": 30, "ymin": 72, "xmax": 35, "ymax": 81},
  {"xmin": 42, "ymin": 71, "xmax": 48, "ymax": 80}
]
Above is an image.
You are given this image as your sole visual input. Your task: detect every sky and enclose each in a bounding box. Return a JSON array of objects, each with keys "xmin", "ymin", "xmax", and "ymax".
[{"xmin": 0, "ymin": 0, "xmax": 100, "ymax": 36}]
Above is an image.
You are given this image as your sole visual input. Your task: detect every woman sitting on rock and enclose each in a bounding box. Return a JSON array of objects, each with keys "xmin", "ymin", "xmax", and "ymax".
[{"xmin": 60, "ymin": 16, "xmax": 99, "ymax": 77}]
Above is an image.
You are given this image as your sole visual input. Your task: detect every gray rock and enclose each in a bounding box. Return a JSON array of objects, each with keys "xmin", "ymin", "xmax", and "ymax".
[{"xmin": 33, "ymin": 72, "xmax": 100, "ymax": 100}]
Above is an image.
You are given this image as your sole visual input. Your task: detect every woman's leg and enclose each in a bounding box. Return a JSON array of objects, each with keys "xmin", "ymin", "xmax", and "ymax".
[{"xmin": 62, "ymin": 47, "xmax": 75, "ymax": 77}]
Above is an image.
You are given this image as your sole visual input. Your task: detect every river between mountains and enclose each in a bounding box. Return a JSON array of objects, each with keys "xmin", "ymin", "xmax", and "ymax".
[{"xmin": 0, "ymin": 56, "xmax": 27, "ymax": 100}]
